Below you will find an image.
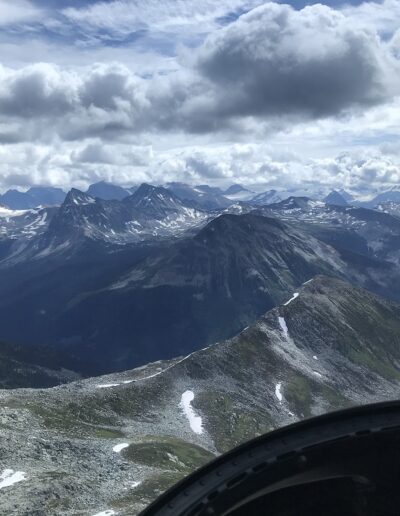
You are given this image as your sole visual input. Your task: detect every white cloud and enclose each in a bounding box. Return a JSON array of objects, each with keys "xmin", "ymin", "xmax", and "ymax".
[
  {"xmin": 0, "ymin": 1, "xmax": 399, "ymax": 193},
  {"xmin": 62, "ymin": 0, "xmax": 263, "ymax": 41},
  {"xmin": 0, "ymin": 0, "xmax": 42, "ymax": 26}
]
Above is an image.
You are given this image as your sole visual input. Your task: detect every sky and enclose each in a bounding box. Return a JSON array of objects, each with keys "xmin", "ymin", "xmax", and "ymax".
[{"xmin": 0, "ymin": 0, "xmax": 399, "ymax": 195}]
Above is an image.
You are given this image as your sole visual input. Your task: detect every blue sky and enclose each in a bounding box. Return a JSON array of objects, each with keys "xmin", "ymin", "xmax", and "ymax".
[{"xmin": 0, "ymin": 0, "xmax": 399, "ymax": 195}]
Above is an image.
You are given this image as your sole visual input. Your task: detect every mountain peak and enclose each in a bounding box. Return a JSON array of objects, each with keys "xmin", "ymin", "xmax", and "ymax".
[
  {"xmin": 64, "ymin": 188, "xmax": 96, "ymax": 207},
  {"xmin": 126, "ymin": 183, "xmax": 182, "ymax": 210},
  {"xmin": 87, "ymin": 181, "xmax": 130, "ymax": 201},
  {"xmin": 324, "ymin": 190, "xmax": 348, "ymax": 206},
  {"xmin": 225, "ymin": 184, "xmax": 250, "ymax": 195},
  {"xmin": 267, "ymin": 196, "xmax": 316, "ymax": 211}
]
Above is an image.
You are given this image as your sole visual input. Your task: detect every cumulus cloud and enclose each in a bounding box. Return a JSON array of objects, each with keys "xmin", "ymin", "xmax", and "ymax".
[
  {"xmin": 0, "ymin": 1, "xmax": 399, "ymax": 192},
  {"xmin": 0, "ymin": 63, "xmax": 77, "ymax": 118},
  {"xmin": 0, "ymin": 2, "xmax": 399, "ymax": 141},
  {"xmin": 72, "ymin": 141, "xmax": 152, "ymax": 166},
  {"xmin": 196, "ymin": 3, "xmax": 399, "ymax": 119}
]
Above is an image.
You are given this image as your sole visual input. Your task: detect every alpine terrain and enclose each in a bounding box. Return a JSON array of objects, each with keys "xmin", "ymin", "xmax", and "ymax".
[{"xmin": 1, "ymin": 276, "xmax": 400, "ymax": 515}]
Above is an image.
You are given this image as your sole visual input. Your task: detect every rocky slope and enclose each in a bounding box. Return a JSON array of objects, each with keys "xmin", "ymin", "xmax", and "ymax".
[{"xmin": 1, "ymin": 276, "xmax": 400, "ymax": 515}]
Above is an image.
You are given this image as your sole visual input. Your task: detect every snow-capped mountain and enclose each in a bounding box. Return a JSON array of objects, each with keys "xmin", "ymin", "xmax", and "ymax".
[
  {"xmin": 250, "ymin": 187, "xmax": 328, "ymax": 206},
  {"xmin": 358, "ymin": 189, "xmax": 400, "ymax": 209},
  {"xmin": 376, "ymin": 201, "xmax": 400, "ymax": 218},
  {"xmin": 263, "ymin": 196, "xmax": 400, "ymax": 266},
  {"xmin": 1, "ymin": 276, "xmax": 400, "ymax": 515},
  {"xmin": 250, "ymin": 189, "xmax": 285, "ymax": 205},
  {"xmin": 0, "ymin": 205, "xmax": 55, "ymax": 241},
  {"xmin": 36, "ymin": 185, "xmax": 209, "ymax": 251}
]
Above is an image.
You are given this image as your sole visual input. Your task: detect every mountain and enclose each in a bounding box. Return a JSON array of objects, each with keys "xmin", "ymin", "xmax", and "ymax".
[
  {"xmin": 250, "ymin": 189, "xmax": 284, "ymax": 205},
  {"xmin": 360, "ymin": 189, "xmax": 400, "ymax": 209},
  {"xmin": 225, "ymin": 184, "xmax": 249, "ymax": 195},
  {"xmin": 38, "ymin": 211, "xmax": 400, "ymax": 370},
  {"xmin": 1, "ymin": 276, "xmax": 400, "ymax": 515},
  {"xmin": 0, "ymin": 208, "xmax": 399, "ymax": 373},
  {"xmin": 196, "ymin": 184, "xmax": 225, "ymax": 195},
  {"xmin": 33, "ymin": 185, "xmax": 209, "ymax": 252},
  {"xmin": 1, "ymin": 189, "xmax": 36, "ymax": 209},
  {"xmin": 324, "ymin": 190, "xmax": 348, "ymax": 206},
  {"xmin": 376, "ymin": 201, "xmax": 400, "ymax": 218},
  {"xmin": 87, "ymin": 181, "xmax": 131, "ymax": 201},
  {"xmin": 224, "ymin": 184, "xmax": 254, "ymax": 201},
  {"xmin": 165, "ymin": 182, "xmax": 231, "ymax": 210},
  {"xmin": 0, "ymin": 206, "xmax": 56, "ymax": 247},
  {"xmin": 126, "ymin": 183, "xmax": 197, "ymax": 218},
  {"xmin": 251, "ymin": 187, "xmax": 328, "ymax": 206},
  {"xmin": 337, "ymin": 189, "xmax": 354, "ymax": 202},
  {"xmin": 0, "ymin": 187, "xmax": 65, "ymax": 209},
  {"xmin": 264, "ymin": 197, "xmax": 400, "ymax": 270},
  {"xmin": 27, "ymin": 187, "xmax": 66, "ymax": 207}
]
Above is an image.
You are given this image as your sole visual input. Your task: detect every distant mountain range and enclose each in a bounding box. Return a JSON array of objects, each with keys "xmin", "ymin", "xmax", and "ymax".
[
  {"xmin": 1, "ymin": 276, "xmax": 400, "ymax": 514},
  {"xmin": 0, "ymin": 187, "xmax": 66, "ymax": 209},
  {"xmin": 1, "ymin": 181, "xmax": 399, "ymax": 211}
]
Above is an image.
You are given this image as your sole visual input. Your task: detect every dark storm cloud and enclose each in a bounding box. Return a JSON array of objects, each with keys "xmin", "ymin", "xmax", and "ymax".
[{"xmin": 196, "ymin": 3, "xmax": 398, "ymax": 119}]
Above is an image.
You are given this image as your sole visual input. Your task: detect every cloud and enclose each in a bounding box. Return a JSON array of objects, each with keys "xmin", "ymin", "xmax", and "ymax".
[
  {"xmin": 0, "ymin": 1, "xmax": 399, "ymax": 193},
  {"xmin": 61, "ymin": 0, "xmax": 263, "ymax": 43},
  {"xmin": 72, "ymin": 141, "xmax": 152, "ymax": 166},
  {"xmin": 0, "ymin": 2, "xmax": 398, "ymax": 143},
  {"xmin": 0, "ymin": 0, "xmax": 42, "ymax": 26},
  {"xmin": 195, "ymin": 3, "xmax": 399, "ymax": 119},
  {"xmin": 0, "ymin": 63, "xmax": 77, "ymax": 118}
]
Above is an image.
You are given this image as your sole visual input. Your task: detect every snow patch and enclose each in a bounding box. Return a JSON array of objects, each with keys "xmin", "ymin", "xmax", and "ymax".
[
  {"xmin": 275, "ymin": 382, "xmax": 283, "ymax": 402},
  {"xmin": 278, "ymin": 316, "xmax": 289, "ymax": 338},
  {"xmin": 131, "ymin": 481, "xmax": 141, "ymax": 489},
  {"xmin": 0, "ymin": 207, "xmax": 28, "ymax": 218},
  {"xmin": 96, "ymin": 383, "xmax": 120, "ymax": 388},
  {"xmin": 113, "ymin": 443, "xmax": 129, "ymax": 453},
  {"xmin": 179, "ymin": 390, "xmax": 203, "ymax": 434},
  {"xmin": 0, "ymin": 469, "xmax": 27, "ymax": 490},
  {"xmin": 313, "ymin": 371, "xmax": 323, "ymax": 378},
  {"xmin": 92, "ymin": 511, "xmax": 117, "ymax": 516},
  {"xmin": 284, "ymin": 293, "xmax": 299, "ymax": 306},
  {"xmin": 313, "ymin": 355, "xmax": 318, "ymax": 360}
]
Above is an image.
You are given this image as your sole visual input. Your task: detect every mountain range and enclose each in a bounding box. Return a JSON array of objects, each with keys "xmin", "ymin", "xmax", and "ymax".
[
  {"xmin": 0, "ymin": 178, "xmax": 399, "ymax": 515},
  {"xmin": 1, "ymin": 181, "xmax": 400, "ymax": 211},
  {"xmin": 0, "ymin": 184, "xmax": 399, "ymax": 374},
  {"xmin": 1, "ymin": 276, "xmax": 400, "ymax": 515}
]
